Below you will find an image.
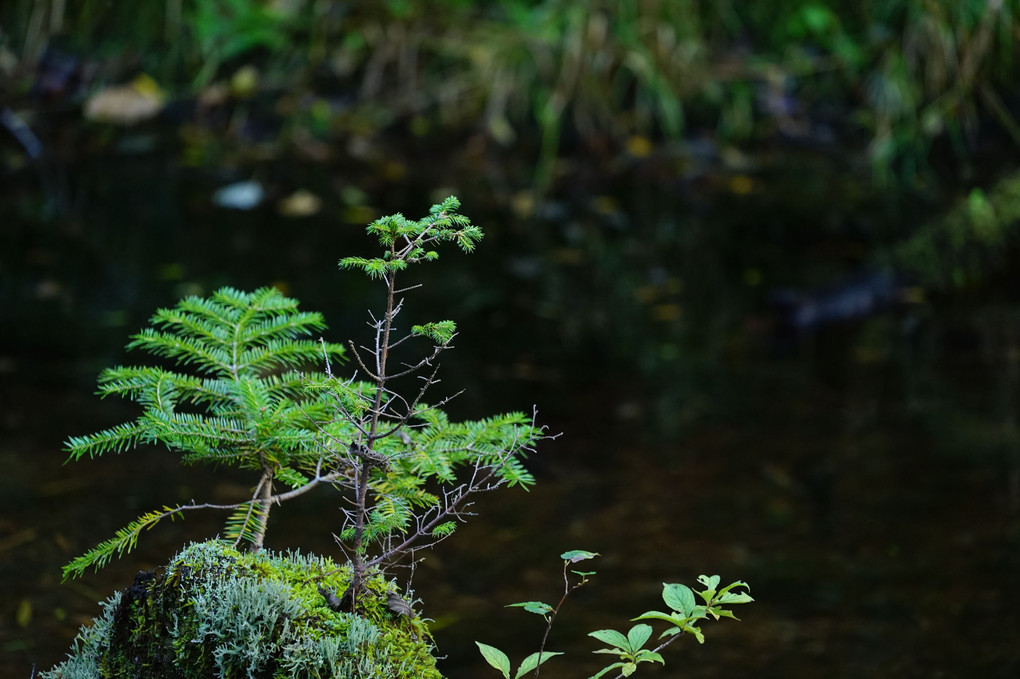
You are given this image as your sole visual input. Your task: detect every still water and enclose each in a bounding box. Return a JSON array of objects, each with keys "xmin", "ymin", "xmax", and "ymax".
[{"xmin": 1, "ymin": 141, "xmax": 1018, "ymax": 677}]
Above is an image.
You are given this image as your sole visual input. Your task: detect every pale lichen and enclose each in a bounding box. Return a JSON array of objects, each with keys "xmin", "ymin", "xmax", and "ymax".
[{"xmin": 43, "ymin": 540, "xmax": 443, "ymax": 679}]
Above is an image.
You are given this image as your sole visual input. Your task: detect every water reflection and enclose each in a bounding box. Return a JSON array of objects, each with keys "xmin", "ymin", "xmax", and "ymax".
[{"xmin": 1, "ymin": 146, "xmax": 1019, "ymax": 677}]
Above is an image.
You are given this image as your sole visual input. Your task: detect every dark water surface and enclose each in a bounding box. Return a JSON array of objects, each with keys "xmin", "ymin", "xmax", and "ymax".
[{"xmin": 2, "ymin": 139, "xmax": 1019, "ymax": 677}]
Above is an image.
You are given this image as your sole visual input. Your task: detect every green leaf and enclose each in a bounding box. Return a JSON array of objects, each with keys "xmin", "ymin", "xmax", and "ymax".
[
  {"xmin": 632, "ymin": 610, "xmax": 682, "ymax": 625},
  {"xmin": 515, "ymin": 651, "xmax": 563, "ymax": 679},
  {"xmin": 635, "ymin": 650, "xmax": 665, "ymax": 665},
  {"xmin": 561, "ymin": 549, "xmax": 599, "ymax": 562},
  {"xmin": 589, "ymin": 628, "xmax": 630, "ymax": 652},
  {"xmin": 689, "ymin": 624, "xmax": 705, "ymax": 644},
  {"xmin": 507, "ymin": 601, "xmax": 554, "ymax": 616},
  {"xmin": 662, "ymin": 583, "xmax": 696, "ymax": 616},
  {"xmin": 626, "ymin": 624, "xmax": 652, "ymax": 652},
  {"xmin": 658, "ymin": 627, "xmax": 682, "ymax": 639},
  {"xmin": 716, "ymin": 579, "xmax": 753, "ymax": 602},
  {"xmin": 475, "ymin": 642, "xmax": 511, "ymax": 679},
  {"xmin": 706, "ymin": 606, "xmax": 741, "ymax": 621},
  {"xmin": 698, "ymin": 574, "xmax": 721, "ymax": 591},
  {"xmin": 717, "ymin": 591, "xmax": 755, "ymax": 605},
  {"xmin": 589, "ymin": 662, "xmax": 627, "ymax": 679}
]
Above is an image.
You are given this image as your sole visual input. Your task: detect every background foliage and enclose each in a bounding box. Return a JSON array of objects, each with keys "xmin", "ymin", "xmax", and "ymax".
[{"xmin": 4, "ymin": 0, "xmax": 1020, "ymax": 185}]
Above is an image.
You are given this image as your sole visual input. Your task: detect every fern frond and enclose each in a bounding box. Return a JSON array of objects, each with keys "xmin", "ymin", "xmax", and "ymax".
[{"xmin": 62, "ymin": 506, "xmax": 183, "ymax": 579}]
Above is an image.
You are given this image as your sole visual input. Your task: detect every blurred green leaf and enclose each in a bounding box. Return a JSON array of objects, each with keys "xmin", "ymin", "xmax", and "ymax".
[{"xmin": 476, "ymin": 642, "xmax": 511, "ymax": 679}]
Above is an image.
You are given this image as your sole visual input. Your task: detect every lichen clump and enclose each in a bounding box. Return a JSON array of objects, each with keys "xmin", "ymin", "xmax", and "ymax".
[{"xmin": 44, "ymin": 541, "xmax": 443, "ymax": 679}]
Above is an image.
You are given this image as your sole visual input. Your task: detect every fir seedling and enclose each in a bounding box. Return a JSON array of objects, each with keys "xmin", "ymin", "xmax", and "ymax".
[
  {"xmin": 63, "ymin": 287, "xmax": 347, "ymax": 578},
  {"xmin": 307, "ymin": 195, "xmax": 543, "ymax": 606},
  {"xmin": 58, "ymin": 196, "xmax": 751, "ymax": 679},
  {"xmin": 63, "ymin": 197, "xmax": 544, "ymax": 604}
]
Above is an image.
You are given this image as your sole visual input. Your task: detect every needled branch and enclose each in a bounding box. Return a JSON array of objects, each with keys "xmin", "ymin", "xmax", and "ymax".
[
  {"xmin": 62, "ymin": 287, "xmax": 347, "ymax": 576},
  {"xmin": 316, "ymin": 197, "xmax": 542, "ymax": 606}
]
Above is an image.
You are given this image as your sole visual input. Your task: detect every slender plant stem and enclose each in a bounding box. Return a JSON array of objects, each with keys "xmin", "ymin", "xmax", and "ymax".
[
  {"xmin": 534, "ymin": 560, "xmax": 588, "ymax": 676},
  {"xmin": 352, "ymin": 254, "xmax": 398, "ymax": 607}
]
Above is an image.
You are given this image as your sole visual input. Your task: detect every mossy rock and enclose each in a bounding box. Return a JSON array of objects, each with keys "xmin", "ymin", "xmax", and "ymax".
[{"xmin": 43, "ymin": 540, "xmax": 444, "ymax": 679}]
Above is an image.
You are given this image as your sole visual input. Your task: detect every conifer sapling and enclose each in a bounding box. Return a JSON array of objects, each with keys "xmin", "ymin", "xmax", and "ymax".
[{"xmin": 63, "ymin": 197, "xmax": 544, "ymax": 610}]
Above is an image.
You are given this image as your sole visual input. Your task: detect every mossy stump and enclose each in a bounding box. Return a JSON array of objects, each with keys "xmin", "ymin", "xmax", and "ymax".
[{"xmin": 44, "ymin": 541, "xmax": 444, "ymax": 679}]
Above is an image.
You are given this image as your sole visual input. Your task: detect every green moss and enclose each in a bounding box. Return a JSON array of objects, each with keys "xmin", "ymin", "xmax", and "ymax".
[{"xmin": 43, "ymin": 540, "xmax": 443, "ymax": 679}]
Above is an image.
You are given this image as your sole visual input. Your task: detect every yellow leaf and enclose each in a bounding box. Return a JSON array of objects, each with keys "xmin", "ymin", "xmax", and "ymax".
[
  {"xmin": 627, "ymin": 135, "xmax": 654, "ymax": 158},
  {"xmin": 16, "ymin": 598, "xmax": 32, "ymax": 628}
]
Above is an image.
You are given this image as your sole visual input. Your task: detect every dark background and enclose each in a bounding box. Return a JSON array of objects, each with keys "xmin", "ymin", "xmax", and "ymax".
[{"xmin": 3, "ymin": 2, "xmax": 1020, "ymax": 677}]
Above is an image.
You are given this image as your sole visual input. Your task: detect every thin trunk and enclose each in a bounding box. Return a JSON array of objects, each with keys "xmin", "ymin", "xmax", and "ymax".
[
  {"xmin": 252, "ymin": 469, "xmax": 273, "ymax": 550},
  {"xmin": 352, "ymin": 265, "xmax": 398, "ymax": 608}
]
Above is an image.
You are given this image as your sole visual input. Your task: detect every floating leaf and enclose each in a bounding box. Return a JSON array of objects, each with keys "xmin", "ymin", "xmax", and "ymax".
[
  {"xmin": 211, "ymin": 180, "xmax": 264, "ymax": 210},
  {"xmin": 83, "ymin": 74, "xmax": 164, "ymax": 125},
  {"xmin": 278, "ymin": 189, "xmax": 321, "ymax": 217}
]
